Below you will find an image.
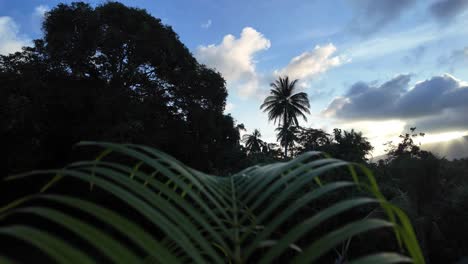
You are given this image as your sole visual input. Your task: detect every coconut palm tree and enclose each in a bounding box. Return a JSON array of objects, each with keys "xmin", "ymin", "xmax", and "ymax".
[
  {"xmin": 276, "ymin": 125, "xmax": 299, "ymax": 158},
  {"xmin": 241, "ymin": 129, "xmax": 265, "ymax": 154},
  {"xmin": 260, "ymin": 76, "xmax": 310, "ymax": 157}
]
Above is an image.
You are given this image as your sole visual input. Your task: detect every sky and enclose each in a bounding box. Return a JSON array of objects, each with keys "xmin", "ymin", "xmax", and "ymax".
[{"xmin": 1, "ymin": 0, "xmax": 468, "ymax": 157}]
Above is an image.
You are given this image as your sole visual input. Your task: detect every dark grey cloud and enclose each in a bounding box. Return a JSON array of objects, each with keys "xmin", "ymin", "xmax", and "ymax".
[
  {"xmin": 429, "ymin": 0, "xmax": 468, "ymax": 22},
  {"xmin": 350, "ymin": 75, "xmax": 410, "ymax": 116},
  {"xmin": 348, "ymin": 0, "xmax": 416, "ymax": 36},
  {"xmin": 323, "ymin": 74, "xmax": 411, "ymax": 119},
  {"xmin": 323, "ymin": 74, "xmax": 468, "ymax": 132},
  {"xmin": 397, "ymin": 74, "xmax": 461, "ymax": 117},
  {"xmin": 409, "ymin": 107, "xmax": 468, "ymax": 133}
]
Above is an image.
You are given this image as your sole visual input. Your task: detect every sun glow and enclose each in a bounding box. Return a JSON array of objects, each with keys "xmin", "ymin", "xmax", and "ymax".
[
  {"xmin": 419, "ymin": 131, "xmax": 468, "ymax": 144},
  {"xmin": 341, "ymin": 120, "xmax": 407, "ymax": 157}
]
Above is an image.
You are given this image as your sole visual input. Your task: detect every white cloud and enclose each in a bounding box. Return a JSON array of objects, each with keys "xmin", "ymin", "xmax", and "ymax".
[
  {"xmin": 34, "ymin": 5, "xmax": 50, "ymax": 18},
  {"xmin": 195, "ymin": 27, "xmax": 271, "ymax": 98},
  {"xmin": 201, "ymin": 19, "xmax": 212, "ymax": 29},
  {"xmin": 225, "ymin": 102, "xmax": 235, "ymax": 112},
  {"xmin": 196, "ymin": 29, "xmax": 345, "ymax": 98},
  {"xmin": 31, "ymin": 5, "xmax": 50, "ymax": 34},
  {"xmin": 0, "ymin": 17, "xmax": 30, "ymax": 55},
  {"xmin": 274, "ymin": 43, "xmax": 345, "ymax": 82}
]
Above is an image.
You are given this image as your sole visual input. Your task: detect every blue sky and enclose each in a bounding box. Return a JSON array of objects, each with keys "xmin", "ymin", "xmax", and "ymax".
[{"xmin": 1, "ymin": 0, "xmax": 468, "ymax": 156}]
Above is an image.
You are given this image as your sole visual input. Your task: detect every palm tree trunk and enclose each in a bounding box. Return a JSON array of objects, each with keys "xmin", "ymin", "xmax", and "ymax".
[{"xmin": 283, "ymin": 114, "xmax": 288, "ymax": 158}]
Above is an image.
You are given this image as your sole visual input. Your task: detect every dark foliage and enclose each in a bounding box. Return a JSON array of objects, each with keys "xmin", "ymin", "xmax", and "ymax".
[
  {"xmin": 370, "ymin": 129, "xmax": 468, "ymax": 263},
  {"xmin": 296, "ymin": 127, "xmax": 373, "ymax": 163},
  {"xmin": 1, "ymin": 2, "xmax": 243, "ymax": 177}
]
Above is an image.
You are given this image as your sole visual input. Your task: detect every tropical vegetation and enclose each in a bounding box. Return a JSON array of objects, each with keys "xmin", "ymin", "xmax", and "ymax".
[
  {"xmin": 1, "ymin": 2, "xmax": 468, "ymax": 263},
  {"xmin": 0, "ymin": 142, "xmax": 423, "ymax": 263}
]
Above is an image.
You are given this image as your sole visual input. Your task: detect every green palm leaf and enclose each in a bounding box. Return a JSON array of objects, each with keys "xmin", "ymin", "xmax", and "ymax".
[{"xmin": 0, "ymin": 142, "xmax": 424, "ymax": 263}]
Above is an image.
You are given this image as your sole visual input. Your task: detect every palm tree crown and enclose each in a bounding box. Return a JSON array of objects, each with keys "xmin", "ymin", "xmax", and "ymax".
[
  {"xmin": 260, "ymin": 76, "xmax": 310, "ymax": 127},
  {"xmin": 241, "ymin": 129, "xmax": 265, "ymax": 153},
  {"xmin": 260, "ymin": 76, "xmax": 310, "ymax": 157}
]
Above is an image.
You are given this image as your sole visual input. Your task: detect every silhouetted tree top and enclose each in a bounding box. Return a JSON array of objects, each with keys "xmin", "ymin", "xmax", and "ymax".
[
  {"xmin": 296, "ymin": 127, "xmax": 330, "ymax": 152},
  {"xmin": 1, "ymin": 1, "xmax": 239, "ymax": 175},
  {"xmin": 386, "ymin": 127, "xmax": 427, "ymax": 160},
  {"xmin": 260, "ymin": 76, "xmax": 310, "ymax": 127},
  {"xmin": 242, "ymin": 129, "xmax": 265, "ymax": 154},
  {"xmin": 295, "ymin": 127, "xmax": 373, "ymax": 163},
  {"xmin": 41, "ymin": 2, "xmax": 227, "ymax": 112}
]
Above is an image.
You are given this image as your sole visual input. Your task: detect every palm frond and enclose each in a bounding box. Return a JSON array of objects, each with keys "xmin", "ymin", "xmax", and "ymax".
[{"xmin": 0, "ymin": 142, "xmax": 424, "ymax": 263}]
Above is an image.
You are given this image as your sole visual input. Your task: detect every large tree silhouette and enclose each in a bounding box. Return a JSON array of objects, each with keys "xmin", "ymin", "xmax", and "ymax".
[
  {"xmin": 260, "ymin": 76, "xmax": 310, "ymax": 157},
  {"xmin": 0, "ymin": 2, "xmax": 240, "ymax": 175}
]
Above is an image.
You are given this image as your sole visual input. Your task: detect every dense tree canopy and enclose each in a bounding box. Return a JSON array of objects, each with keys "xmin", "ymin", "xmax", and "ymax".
[
  {"xmin": 296, "ymin": 127, "xmax": 330, "ymax": 152},
  {"xmin": 295, "ymin": 127, "xmax": 373, "ymax": 163},
  {"xmin": 0, "ymin": 2, "xmax": 241, "ymax": 175}
]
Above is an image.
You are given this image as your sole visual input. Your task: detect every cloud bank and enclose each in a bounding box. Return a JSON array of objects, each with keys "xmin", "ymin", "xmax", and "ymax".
[{"xmin": 323, "ymin": 74, "xmax": 468, "ymax": 132}]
